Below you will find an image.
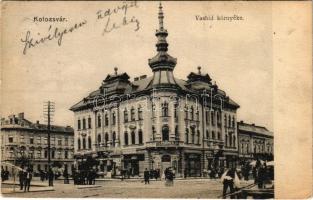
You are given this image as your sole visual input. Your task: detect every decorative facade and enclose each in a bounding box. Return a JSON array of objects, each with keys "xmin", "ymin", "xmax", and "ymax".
[
  {"xmin": 237, "ymin": 121, "xmax": 274, "ymax": 161},
  {"xmin": 0, "ymin": 113, "xmax": 74, "ymax": 174},
  {"xmin": 70, "ymin": 3, "xmax": 240, "ymax": 177}
]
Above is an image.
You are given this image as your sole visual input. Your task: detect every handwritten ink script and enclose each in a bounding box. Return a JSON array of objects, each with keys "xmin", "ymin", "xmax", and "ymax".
[
  {"xmin": 96, "ymin": 1, "xmax": 140, "ymax": 35},
  {"xmin": 21, "ymin": 20, "xmax": 87, "ymax": 55},
  {"xmin": 20, "ymin": 1, "xmax": 140, "ymax": 55}
]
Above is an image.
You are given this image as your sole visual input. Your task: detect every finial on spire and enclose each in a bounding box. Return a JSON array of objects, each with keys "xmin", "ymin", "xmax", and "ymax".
[
  {"xmin": 197, "ymin": 66, "xmax": 201, "ymax": 75},
  {"xmin": 114, "ymin": 67, "xmax": 118, "ymax": 75},
  {"xmin": 158, "ymin": 2, "xmax": 164, "ymax": 30}
]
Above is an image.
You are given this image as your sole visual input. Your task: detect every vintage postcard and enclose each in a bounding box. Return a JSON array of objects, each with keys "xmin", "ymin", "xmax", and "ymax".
[{"xmin": 1, "ymin": 1, "xmax": 312, "ymax": 199}]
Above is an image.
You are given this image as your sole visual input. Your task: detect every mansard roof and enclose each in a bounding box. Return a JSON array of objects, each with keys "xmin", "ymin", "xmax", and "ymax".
[
  {"xmin": 237, "ymin": 121, "xmax": 273, "ymax": 138},
  {"xmin": 70, "ymin": 73, "xmax": 240, "ymax": 111}
]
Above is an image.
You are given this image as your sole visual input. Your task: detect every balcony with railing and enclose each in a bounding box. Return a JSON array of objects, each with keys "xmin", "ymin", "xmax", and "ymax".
[{"xmin": 146, "ymin": 140, "xmax": 183, "ymax": 148}]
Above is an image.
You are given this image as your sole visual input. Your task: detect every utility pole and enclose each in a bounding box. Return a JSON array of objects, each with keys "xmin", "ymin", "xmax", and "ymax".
[{"xmin": 44, "ymin": 101, "xmax": 55, "ymax": 186}]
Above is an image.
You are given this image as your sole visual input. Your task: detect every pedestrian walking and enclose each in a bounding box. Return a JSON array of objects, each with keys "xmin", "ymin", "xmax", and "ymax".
[
  {"xmin": 24, "ymin": 168, "xmax": 33, "ymax": 192},
  {"xmin": 144, "ymin": 168, "xmax": 150, "ymax": 184},
  {"xmin": 40, "ymin": 170, "xmax": 45, "ymax": 182},
  {"xmin": 164, "ymin": 168, "xmax": 174, "ymax": 187},
  {"xmin": 48, "ymin": 168, "xmax": 54, "ymax": 186},
  {"xmin": 63, "ymin": 170, "xmax": 69, "ymax": 184},
  {"xmin": 18, "ymin": 167, "xmax": 25, "ymax": 190}
]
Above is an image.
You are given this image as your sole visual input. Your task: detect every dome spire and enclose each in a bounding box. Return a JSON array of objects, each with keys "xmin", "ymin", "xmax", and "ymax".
[
  {"xmin": 158, "ymin": 2, "xmax": 164, "ymax": 31},
  {"xmin": 148, "ymin": 2, "xmax": 177, "ymax": 71}
]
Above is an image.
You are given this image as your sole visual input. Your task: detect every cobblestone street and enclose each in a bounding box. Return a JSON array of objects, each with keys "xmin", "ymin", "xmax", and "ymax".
[{"xmin": 2, "ymin": 179, "xmax": 230, "ymax": 198}]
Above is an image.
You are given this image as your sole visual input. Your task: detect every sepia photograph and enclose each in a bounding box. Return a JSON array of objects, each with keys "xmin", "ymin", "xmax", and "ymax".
[{"xmin": 1, "ymin": 1, "xmax": 311, "ymax": 199}]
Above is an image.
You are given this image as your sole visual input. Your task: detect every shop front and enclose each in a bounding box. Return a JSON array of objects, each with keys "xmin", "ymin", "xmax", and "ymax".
[
  {"xmin": 123, "ymin": 154, "xmax": 145, "ymax": 177},
  {"xmin": 184, "ymin": 153, "xmax": 201, "ymax": 177}
]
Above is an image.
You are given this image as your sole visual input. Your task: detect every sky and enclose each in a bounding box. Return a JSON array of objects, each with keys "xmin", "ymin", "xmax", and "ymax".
[{"xmin": 2, "ymin": 1, "xmax": 273, "ymax": 130}]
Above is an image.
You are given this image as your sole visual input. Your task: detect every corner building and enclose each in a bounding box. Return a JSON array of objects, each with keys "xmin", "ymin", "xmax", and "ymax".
[{"xmin": 70, "ymin": 4, "xmax": 240, "ymax": 177}]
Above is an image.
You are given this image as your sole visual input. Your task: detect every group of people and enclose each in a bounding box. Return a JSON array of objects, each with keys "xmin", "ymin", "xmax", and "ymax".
[
  {"xmin": 72, "ymin": 170, "xmax": 97, "ymax": 185},
  {"xmin": 253, "ymin": 160, "xmax": 272, "ymax": 189},
  {"xmin": 142, "ymin": 167, "xmax": 175, "ymax": 186},
  {"xmin": 18, "ymin": 166, "xmax": 33, "ymax": 192}
]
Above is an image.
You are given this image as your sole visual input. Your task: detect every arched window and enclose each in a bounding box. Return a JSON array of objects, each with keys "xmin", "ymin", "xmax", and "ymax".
[
  {"xmin": 152, "ymin": 126, "xmax": 156, "ymax": 141},
  {"xmin": 191, "ymin": 127, "xmax": 195, "ymax": 143},
  {"xmin": 162, "ymin": 125, "xmax": 169, "ymax": 141},
  {"xmin": 82, "ymin": 118, "xmax": 86, "ymax": 129},
  {"xmin": 218, "ymin": 132, "xmax": 221, "ymax": 140},
  {"xmin": 97, "ymin": 134, "xmax": 101, "ymax": 144},
  {"xmin": 212, "ymin": 131, "xmax": 215, "ymax": 140},
  {"xmin": 78, "ymin": 138, "xmax": 81, "ymax": 150},
  {"xmin": 152, "ymin": 103, "xmax": 156, "ymax": 118},
  {"xmin": 131, "ymin": 107, "xmax": 135, "ymax": 121},
  {"xmin": 138, "ymin": 130, "xmax": 143, "ymax": 144},
  {"xmin": 233, "ymin": 135, "xmax": 236, "ymax": 147},
  {"xmin": 97, "ymin": 115, "xmax": 101, "ymax": 127},
  {"xmin": 196, "ymin": 109, "xmax": 199, "ymax": 121},
  {"xmin": 82, "ymin": 138, "xmax": 86, "ymax": 149},
  {"xmin": 124, "ymin": 109, "xmax": 128, "ymax": 122},
  {"xmin": 175, "ymin": 126, "xmax": 179, "ymax": 141},
  {"xmin": 224, "ymin": 114, "xmax": 227, "ymax": 127},
  {"xmin": 88, "ymin": 117, "xmax": 92, "ymax": 129},
  {"xmin": 211, "ymin": 111, "xmax": 215, "ymax": 125},
  {"xmin": 197, "ymin": 130, "xmax": 200, "ymax": 144},
  {"xmin": 206, "ymin": 130, "xmax": 209, "ymax": 139},
  {"xmin": 131, "ymin": 131, "xmax": 136, "ymax": 144},
  {"xmin": 185, "ymin": 106, "xmax": 189, "ymax": 119},
  {"xmin": 228, "ymin": 115, "xmax": 231, "ymax": 127},
  {"xmin": 225, "ymin": 135, "xmax": 228, "ymax": 146},
  {"xmin": 185, "ymin": 128, "xmax": 189, "ymax": 143},
  {"xmin": 174, "ymin": 103, "xmax": 178, "ymax": 119},
  {"xmin": 124, "ymin": 131, "xmax": 129, "ymax": 145},
  {"xmin": 232, "ymin": 116, "xmax": 235, "ymax": 128},
  {"xmin": 229, "ymin": 134, "xmax": 232, "ymax": 147},
  {"xmin": 112, "ymin": 132, "xmax": 116, "ymax": 147},
  {"xmin": 112, "ymin": 112, "xmax": 116, "ymax": 125},
  {"xmin": 104, "ymin": 133, "xmax": 109, "ymax": 146},
  {"xmin": 88, "ymin": 136, "xmax": 92, "ymax": 149},
  {"xmin": 138, "ymin": 105, "xmax": 143, "ymax": 120},
  {"xmin": 206, "ymin": 110, "xmax": 210, "ymax": 124},
  {"xmin": 162, "ymin": 102, "xmax": 169, "ymax": 117},
  {"xmin": 105, "ymin": 113, "xmax": 109, "ymax": 126},
  {"xmin": 190, "ymin": 106, "xmax": 194, "ymax": 120}
]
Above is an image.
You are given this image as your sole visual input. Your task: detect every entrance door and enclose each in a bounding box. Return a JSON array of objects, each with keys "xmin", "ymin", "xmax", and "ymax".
[{"xmin": 161, "ymin": 155, "xmax": 171, "ymax": 178}]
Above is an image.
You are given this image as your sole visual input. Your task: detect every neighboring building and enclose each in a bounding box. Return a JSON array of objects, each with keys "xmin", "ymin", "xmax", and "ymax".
[
  {"xmin": 0, "ymin": 113, "xmax": 74, "ymax": 174},
  {"xmin": 237, "ymin": 121, "xmax": 274, "ymax": 161},
  {"xmin": 70, "ymin": 3, "xmax": 240, "ymax": 177}
]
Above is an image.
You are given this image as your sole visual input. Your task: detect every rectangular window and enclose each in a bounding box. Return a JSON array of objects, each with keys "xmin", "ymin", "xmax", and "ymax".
[
  {"xmin": 65, "ymin": 138, "xmax": 68, "ymax": 146},
  {"xmin": 20, "ymin": 135, "xmax": 24, "ymax": 143},
  {"xmin": 37, "ymin": 137, "xmax": 41, "ymax": 144},
  {"xmin": 44, "ymin": 150, "xmax": 48, "ymax": 158},
  {"xmin": 78, "ymin": 119, "xmax": 81, "ymax": 130},
  {"xmin": 58, "ymin": 139, "xmax": 62, "ymax": 145},
  {"xmin": 82, "ymin": 119, "xmax": 86, "ymax": 129},
  {"xmin": 65, "ymin": 151, "xmax": 68, "ymax": 159},
  {"xmin": 44, "ymin": 137, "xmax": 48, "ymax": 145},
  {"xmin": 30, "ymin": 137, "xmax": 34, "ymax": 144},
  {"xmin": 97, "ymin": 116, "xmax": 101, "ymax": 127},
  {"xmin": 8, "ymin": 137, "xmax": 13, "ymax": 143},
  {"xmin": 88, "ymin": 117, "xmax": 92, "ymax": 129}
]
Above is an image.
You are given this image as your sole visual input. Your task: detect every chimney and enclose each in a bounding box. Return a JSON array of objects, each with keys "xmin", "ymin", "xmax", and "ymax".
[
  {"xmin": 36, "ymin": 120, "xmax": 40, "ymax": 125},
  {"xmin": 18, "ymin": 112, "xmax": 24, "ymax": 119},
  {"xmin": 252, "ymin": 123, "xmax": 255, "ymax": 126},
  {"xmin": 240, "ymin": 120, "xmax": 244, "ymax": 124},
  {"xmin": 134, "ymin": 77, "xmax": 139, "ymax": 81}
]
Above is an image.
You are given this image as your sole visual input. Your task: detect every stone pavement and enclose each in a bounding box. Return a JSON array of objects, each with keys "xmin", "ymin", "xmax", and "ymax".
[{"xmin": 1, "ymin": 178, "xmax": 254, "ymax": 198}]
